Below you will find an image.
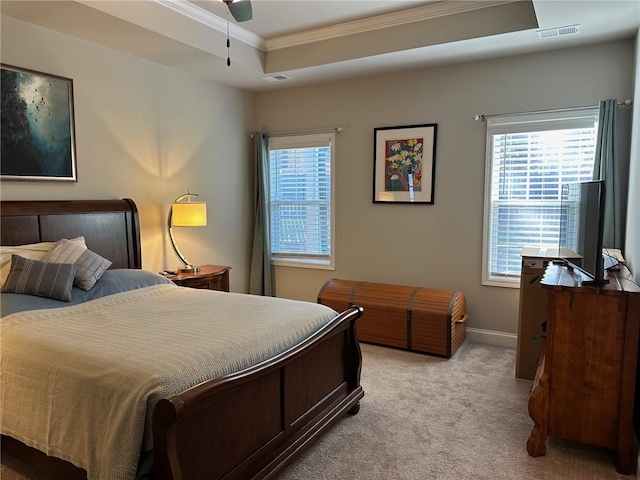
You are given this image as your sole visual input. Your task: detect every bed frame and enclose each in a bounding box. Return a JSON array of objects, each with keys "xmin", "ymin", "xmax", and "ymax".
[{"xmin": 0, "ymin": 199, "xmax": 364, "ymax": 480}]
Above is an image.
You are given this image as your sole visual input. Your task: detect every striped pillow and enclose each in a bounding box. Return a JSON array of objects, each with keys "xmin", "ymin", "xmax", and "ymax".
[
  {"xmin": 0, "ymin": 236, "xmax": 85, "ymax": 288},
  {"xmin": 1, "ymin": 255, "xmax": 77, "ymax": 302},
  {"xmin": 44, "ymin": 239, "xmax": 112, "ymax": 291}
]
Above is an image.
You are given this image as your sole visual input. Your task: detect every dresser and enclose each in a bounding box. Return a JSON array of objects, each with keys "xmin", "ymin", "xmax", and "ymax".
[
  {"xmin": 170, "ymin": 265, "xmax": 231, "ymax": 292},
  {"xmin": 526, "ymin": 263, "xmax": 640, "ymax": 474}
]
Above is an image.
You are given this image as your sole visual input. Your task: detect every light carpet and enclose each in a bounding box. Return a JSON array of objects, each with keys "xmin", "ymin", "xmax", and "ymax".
[
  {"xmin": 1, "ymin": 342, "xmax": 632, "ymax": 479},
  {"xmin": 278, "ymin": 342, "xmax": 630, "ymax": 480}
]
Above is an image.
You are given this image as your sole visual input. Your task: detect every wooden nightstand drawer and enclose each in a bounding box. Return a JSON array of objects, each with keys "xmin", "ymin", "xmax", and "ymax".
[
  {"xmin": 170, "ymin": 265, "xmax": 231, "ymax": 292},
  {"xmin": 182, "ymin": 278, "xmax": 217, "ymax": 290}
]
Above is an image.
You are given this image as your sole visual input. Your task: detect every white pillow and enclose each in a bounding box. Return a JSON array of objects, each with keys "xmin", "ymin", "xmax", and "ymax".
[{"xmin": 0, "ymin": 237, "xmax": 86, "ymax": 287}]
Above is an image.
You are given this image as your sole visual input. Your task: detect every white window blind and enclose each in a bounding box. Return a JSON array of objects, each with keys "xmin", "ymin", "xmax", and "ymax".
[
  {"xmin": 482, "ymin": 108, "xmax": 598, "ymax": 287},
  {"xmin": 268, "ymin": 133, "xmax": 335, "ymax": 269}
]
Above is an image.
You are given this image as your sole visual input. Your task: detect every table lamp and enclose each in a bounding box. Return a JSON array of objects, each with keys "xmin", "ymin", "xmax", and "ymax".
[{"xmin": 168, "ymin": 191, "xmax": 207, "ymax": 273}]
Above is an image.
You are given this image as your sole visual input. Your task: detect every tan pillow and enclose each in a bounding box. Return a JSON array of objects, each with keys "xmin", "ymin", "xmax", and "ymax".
[
  {"xmin": 0, "ymin": 237, "xmax": 85, "ymax": 287},
  {"xmin": 44, "ymin": 239, "xmax": 111, "ymax": 291}
]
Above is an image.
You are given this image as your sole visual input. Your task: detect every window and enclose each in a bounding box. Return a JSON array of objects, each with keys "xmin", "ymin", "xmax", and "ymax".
[
  {"xmin": 268, "ymin": 132, "xmax": 335, "ymax": 269},
  {"xmin": 482, "ymin": 108, "xmax": 599, "ymax": 287}
]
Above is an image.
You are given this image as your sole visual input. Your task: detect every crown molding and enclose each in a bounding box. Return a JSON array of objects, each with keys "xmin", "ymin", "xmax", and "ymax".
[
  {"xmin": 152, "ymin": 0, "xmax": 512, "ymax": 53},
  {"xmin": 266, "ymin": 1, "xmax": 512, "ymax": 51},
  {"xmin": 153, "ymin": 0, "xmax": 265, "ymax": 50}
]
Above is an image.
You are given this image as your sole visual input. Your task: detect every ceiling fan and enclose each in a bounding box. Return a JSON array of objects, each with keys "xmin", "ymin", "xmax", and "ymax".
[
  {"xmin": 221, "ymin": 0, "xmax": 252, "ymax": 66},
  {"xmin": 222, "ymin": 0, "xmax": 252, "ymax": 23}
]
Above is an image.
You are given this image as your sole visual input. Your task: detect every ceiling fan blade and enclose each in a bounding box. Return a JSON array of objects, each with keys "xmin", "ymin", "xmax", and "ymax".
[{"xmin": 228, "ymin": 0, "xmax": 252, "ymax": 22}]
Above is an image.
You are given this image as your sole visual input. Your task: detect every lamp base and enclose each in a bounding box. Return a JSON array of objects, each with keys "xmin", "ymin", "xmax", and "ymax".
[{"xmin": 178, "ymin": 265, "xmax": 200, "ymax": 274}]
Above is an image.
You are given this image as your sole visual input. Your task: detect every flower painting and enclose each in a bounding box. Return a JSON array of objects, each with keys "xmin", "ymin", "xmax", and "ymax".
[
  {"xmin": 385, "ymin": 137, "xmax": 424, "ymax": 192},
  {"xmin": 1, "ymin": 65, "xmax": 77, "ymax": 181},
  {"xmin": 374, "ymin": 124, "xmax": 437, "ymax": 204}
]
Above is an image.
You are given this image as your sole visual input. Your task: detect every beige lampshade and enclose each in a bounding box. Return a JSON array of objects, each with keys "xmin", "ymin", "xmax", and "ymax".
[{"xmin": 172, "ymin": 201, "xmax": 207, "ymax": 227}]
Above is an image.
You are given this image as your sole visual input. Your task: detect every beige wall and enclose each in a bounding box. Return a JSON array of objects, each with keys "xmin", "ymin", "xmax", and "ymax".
[
  {"xmin": 255, "ymin": 39, "xmax": 635, "ymax": 338},
  {"xmin": 625, "ymin": 30, "xmax": 640, "ymax": 277},
  {"xmin": 0, "ymin": 16, "xmax": 255, "ymax": 292}
]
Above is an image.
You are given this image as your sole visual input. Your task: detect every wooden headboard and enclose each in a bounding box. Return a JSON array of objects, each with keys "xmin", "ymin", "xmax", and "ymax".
[{"xmin": 0, "ymin": 199, "xmax": 142, "ymax": 269}]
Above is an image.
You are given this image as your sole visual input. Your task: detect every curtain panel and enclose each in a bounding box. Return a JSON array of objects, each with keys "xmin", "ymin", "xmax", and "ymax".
[
  {"xmin": 593, "ymin": 99, "xmax": 631, "ymax": 252},
  {"xmin": 249, "ymin": 132, "xmax": 274, "ymax": 296}
]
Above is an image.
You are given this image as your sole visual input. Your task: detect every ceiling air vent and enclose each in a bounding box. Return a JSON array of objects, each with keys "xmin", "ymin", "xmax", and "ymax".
[
  {"xmin": 537, "ymin": 25, "xmax": 580, "ymax": 40},
  {"xmin": 262, "ymin": 74, "xmax": 291, "ymax": 82}
]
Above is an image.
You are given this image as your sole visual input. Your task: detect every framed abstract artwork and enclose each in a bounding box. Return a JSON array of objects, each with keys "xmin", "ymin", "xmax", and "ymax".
[
  {"xmin": 373, "ymin": 123, "xmax": 437, "ymax": 204},
  {"xmin": 1, "ymin": 65, "xmax": 77, "ymax": 181}
]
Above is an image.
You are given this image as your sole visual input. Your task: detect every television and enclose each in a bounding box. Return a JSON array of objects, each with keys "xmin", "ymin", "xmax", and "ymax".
[{"xmin": 558, "ymin": 180, "xmax": 607, "ymax": 284}]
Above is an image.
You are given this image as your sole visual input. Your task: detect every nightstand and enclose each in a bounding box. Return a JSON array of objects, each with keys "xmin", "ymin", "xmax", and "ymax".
[{"xmin": 170, "ymin": 265, "xmax": 231, "ymax": 292}]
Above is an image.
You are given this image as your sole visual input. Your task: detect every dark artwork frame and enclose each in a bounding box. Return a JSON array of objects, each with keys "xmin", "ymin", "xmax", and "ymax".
[
  {"xmin": 1, "ymin": 64, "xmax": 77, "ymax": 181},
  {"xmin": 373, "ymin": 123, "xmax": 437, "ymax": 204}
]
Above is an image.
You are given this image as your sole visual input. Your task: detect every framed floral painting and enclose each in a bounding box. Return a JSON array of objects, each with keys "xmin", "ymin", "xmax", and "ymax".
[{"xmin": 373, "ymin": 123, "xmax": 437, "ymax": 204}]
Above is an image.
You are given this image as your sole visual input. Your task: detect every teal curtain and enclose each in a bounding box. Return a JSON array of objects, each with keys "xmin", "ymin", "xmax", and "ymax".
[
  {"xmin": 249, "ymin": 132, "xmax": 274, "ymax": 296},
  {"xmin": 592, "ymin": 99, "xmax": 631, "ymax": 252}
]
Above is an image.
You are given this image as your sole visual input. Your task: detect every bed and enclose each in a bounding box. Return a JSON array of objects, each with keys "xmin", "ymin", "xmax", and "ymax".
[{"xmin": 0, "ymin": 198, "xmax": 364, "ymax": 480}]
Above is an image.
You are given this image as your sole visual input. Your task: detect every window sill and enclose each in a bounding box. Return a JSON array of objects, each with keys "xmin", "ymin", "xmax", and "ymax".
[
  {"xmin": 482, "ymin": 277, "xmax": 520, "ymax": 289},
  {"xmin": 272, "ymin": 257, "xmax": 335, "ymax": 271}
]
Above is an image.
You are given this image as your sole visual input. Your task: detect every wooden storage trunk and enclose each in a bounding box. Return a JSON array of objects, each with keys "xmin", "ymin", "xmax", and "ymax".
[{"xmin": 318, "ymin": 279, "xmax": 467, "ymax": 358}]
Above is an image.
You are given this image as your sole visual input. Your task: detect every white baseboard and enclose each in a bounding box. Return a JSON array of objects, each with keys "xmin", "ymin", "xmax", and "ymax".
[{"xmin": 466, "ymin": 327, "xmax": 517, "ymax": 349}]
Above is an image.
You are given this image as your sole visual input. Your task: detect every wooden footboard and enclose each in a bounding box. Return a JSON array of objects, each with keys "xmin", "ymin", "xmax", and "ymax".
[{"xmin": 153, "ymin": 305, "xmax": 364, "ymax": 480}]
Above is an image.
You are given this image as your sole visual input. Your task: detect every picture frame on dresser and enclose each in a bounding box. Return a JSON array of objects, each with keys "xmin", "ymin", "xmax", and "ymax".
[
  {"xmin": 373, "ymin": 123, "xmax": 437, "ymax": 204},
  {"xmin": 1, "ymin": 64, "xmax": 77, "ymax": 182}
]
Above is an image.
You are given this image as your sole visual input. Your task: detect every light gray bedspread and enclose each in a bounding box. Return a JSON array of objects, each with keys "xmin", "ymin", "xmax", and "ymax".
[
  {"xmin": 0, "ymin": 269, "xmax": 173, "ymax": 316},
  {"xmin": 1, "ymin": 284, "xmax": 338, "ymax": 480}
]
